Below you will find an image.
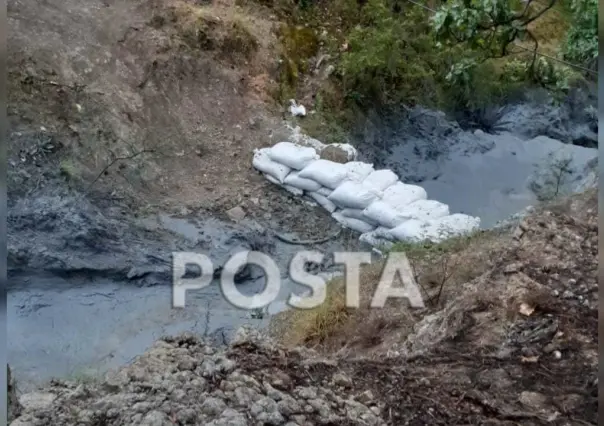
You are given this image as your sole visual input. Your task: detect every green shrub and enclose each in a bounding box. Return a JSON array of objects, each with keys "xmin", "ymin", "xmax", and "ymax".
[
  {"xmin": 339, "ymin": 0, "xmax": 442, "ymax": 108},
  {"xmin": 563, "ymin": 0, "xmax": 597, "ymax": 70},
  {"xmin": 273, "ymin": 0, "xmax": 593, "ymax": 139}
]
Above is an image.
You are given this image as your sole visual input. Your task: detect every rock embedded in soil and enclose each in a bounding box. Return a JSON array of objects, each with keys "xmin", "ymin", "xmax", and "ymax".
[{"xmin": 226, "ymin": 205, "xmax": 247, "ymax": 222}]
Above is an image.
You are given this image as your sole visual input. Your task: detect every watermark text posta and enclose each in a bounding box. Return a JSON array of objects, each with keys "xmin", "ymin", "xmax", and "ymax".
[{"xmin": 172, "ymin": 251, "xmax": 424, "ymax": 310}]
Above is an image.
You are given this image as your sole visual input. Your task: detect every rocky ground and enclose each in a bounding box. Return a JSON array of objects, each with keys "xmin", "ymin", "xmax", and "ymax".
[{"xmin": 10, "ymin": 190, "xmax": 598, "ymax": 425}]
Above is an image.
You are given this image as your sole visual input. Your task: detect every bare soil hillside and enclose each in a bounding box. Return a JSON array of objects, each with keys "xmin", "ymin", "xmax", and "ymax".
[{"xmin": 8, "ymin": 0, "xmax": 302, "ymax": 216}]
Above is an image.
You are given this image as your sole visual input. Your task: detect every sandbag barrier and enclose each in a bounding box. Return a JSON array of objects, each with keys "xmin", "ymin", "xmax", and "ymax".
[{"xmin": 253, "ymin": 142, "xmax": 480, "ymax": 248}]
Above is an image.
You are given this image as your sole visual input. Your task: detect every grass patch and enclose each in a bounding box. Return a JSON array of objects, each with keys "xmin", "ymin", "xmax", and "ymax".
[
  {"xmin": 273, "ymin": 23, "xmax": 320, "ymax": 102},
  {"xmin": 273, "ymin": 276, "xmax": 350, "ymax": 347},
  {"xmin": 59, "ymin": 159, "xmax": 79, "ymax": 181},
  {"xmin": 389, "ymin": 229, "xmax": 500, "ymax": 261},
  {"xmin": 168, "ymin": 1, "xmax": 259, "ymax": 60},
  {"xmin": 273, "ymin": 229, "xmax": 510, "ymax": 350}
]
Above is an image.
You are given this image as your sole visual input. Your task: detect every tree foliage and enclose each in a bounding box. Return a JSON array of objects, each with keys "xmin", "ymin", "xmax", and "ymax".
[
  {"xmin": 563, "ymin": 0, "xmax": 597, "ymax": 69},
  {"xmin": 432, "ymin": 0, "xmax": 556, "ymax": 69},
  {"xmin": 339, "ymin": 0, "xmax": 443, "ymax": 106},
  {"xmin": 274, "ymin": 0, "xmax": 596, "ymax": 136}
]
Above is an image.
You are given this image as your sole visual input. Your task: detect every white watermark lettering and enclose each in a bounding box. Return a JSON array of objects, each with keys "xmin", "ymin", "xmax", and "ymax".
[
  {"xmin": 288, "ymin": 251, "xmax": 327, "ymax": 310},
  {"xmin": 172, "ymin": 252, "xmax": 214, "ymax": 308},
  {"xmin": 371, "ymin": 252, "xmax": 425, "ymax": 308},
  {"xmin": 333, "ymin": 252, "xmax": 372, "ymax": 308},
  {"xmin": 171, "ymin": 250, "xmax": 425, "ymax": 310},
  {"xmin": 221, "ymin": 251, "xmax": 281, "ymax": 309}
]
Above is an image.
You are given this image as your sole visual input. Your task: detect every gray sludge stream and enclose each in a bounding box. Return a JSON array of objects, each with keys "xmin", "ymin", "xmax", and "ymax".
[
  {"xmin": 9, "ymin": 93, "xmax": 597, "ymax": 391},
  {"xmin": 8, "ymin": 198, "xmax": 346, "ymax": 391}
]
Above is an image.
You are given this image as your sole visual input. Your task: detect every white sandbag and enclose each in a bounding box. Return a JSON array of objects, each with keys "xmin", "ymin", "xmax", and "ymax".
[
  {"xmin": 298, "ymin": 160, "xmax": 349, "ymax": 189},
  {"xmin": 425, "ymin": 214, "xmax": 480, "ymax": 240},
  {"xmin": 284, "ymin": 171, "xmax": 322, "ymax": 192},
  {"xmin": 307, "ymin": 191, "xmax": 338, "ymax": 213},
  {"xmin": 345, "ymin": 162, "xmax": 375, "ymax": 182},
  {"xmin": 316, "ymin": 187, "xmax": 333, "ymax": 197},
  {"xmin": 264, "ymin": 173, "xmax": 303, "ymax": 195},
  {"xmin": 373, "ymin": 226, "xmax": 396, "ymax": 241},
  {"xmin": 389, "ymin": 219, "xmax": 430, "ymax": 242},
  {"xmin": 332, "ymin": 212, "xmax": 376, "ymax": 233},
  {"xmin": 264, "ymin": 173, "xmax": 304, "ymax": 197},
  {"xmin": 359, "ymin": 230, "xmax": 395, "ymax": 250},
  {"xmin": 340, "ymin": 208, "xmax": 378, "ymax": 225},
  {"xmin": 363, "ymin": 170, "xmax": 399, "ymax": 192},
  {"xmin": 264, "ymin": 173, "xmax": 282, "ymax": 186},
  {"xmin": 390, "ymin": 214, "xmax": 480, "ymax": 243},
  {"xmin": 328, "ymin": 181, "xmax": 381, "ymax": 210},
  {"xmin": 283, "ymin": 185, "xmax": 304, "ymax": 196},
  {"xmin": 382, "ymin": 182, "xmax": 427, "ymax": 209},
  {"xmin": 398, "ymin": 199, "xmax": 450, "ymax": 221},
  {"xmin": 253, "ymin": 148, "xmax": 291, "ymax": 183},
  {"xmin": 268, "ymin": 142, "xmax": 319, "ymax": 170},
  {"xmin": 364, "ymin": 199, "xmax": 447, "ymax": 230},
  {"xmin": 362, "ymin": 200, "xmax": 407, "ymax": 229}
]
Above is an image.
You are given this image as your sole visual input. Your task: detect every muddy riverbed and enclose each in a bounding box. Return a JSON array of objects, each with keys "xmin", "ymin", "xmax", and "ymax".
[
  {"xmin": 356, "ymin": 92, "xmax": 597, "ymax": 227},
  {"xmin": 8, "ymin": 90, "xmax": 598, "ymax": 391},
  {"xmin": 8, "ymin": 193, "xmax": 352, "ymax": 391}
]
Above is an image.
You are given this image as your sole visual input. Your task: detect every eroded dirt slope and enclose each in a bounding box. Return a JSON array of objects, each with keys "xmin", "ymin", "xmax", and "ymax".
[
  {"xmin": 8, "ymin": 0, "xmax": 298, "ymax": 215},
  {"xmin": 11, "ymin": 191, "xmax": 598, "ymax": 425}
]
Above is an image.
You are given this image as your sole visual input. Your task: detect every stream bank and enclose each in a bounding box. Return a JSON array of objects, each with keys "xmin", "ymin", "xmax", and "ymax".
[
  {"xmin": 8, "ymin": 88, "xmax": 597, "ymax": 392},
  {"xmin": 8, "ymin": 190, "xmax": 349, "ymax": 391}
]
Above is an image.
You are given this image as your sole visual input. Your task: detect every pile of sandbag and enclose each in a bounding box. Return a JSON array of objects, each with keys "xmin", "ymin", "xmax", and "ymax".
[{"xmin": 253, "ymin": 141, "xmax": 480, "ymax": 247}]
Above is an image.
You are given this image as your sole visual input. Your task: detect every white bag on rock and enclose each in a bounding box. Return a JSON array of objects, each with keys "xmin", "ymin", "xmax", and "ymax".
[
  {"xmin": 253, "ymin": 148, "xmax": 291, "ymax": 183},
  {"xmin": 268, "ymin": 142, "xmax": 319, "ymax": 170},
  {"xmin": 345, "ymin": 162, "xmax": 375, "ymax": 182},
  {"xmin": 284, "ymin": 171, "xmax": 322, "ymax": 192},
  {"xmin": 283, "ymin": 185, "xmax": 304, "ymax": 196},
  {"xmin": 373, "ymin": 226, "xmax": 396, "ymax": 241},
  {"xmin": 328, "ymin": 181, "xmax": 381, "ymax": 210},
  {"xmin": 332, "ymin": 212, "xmax": 376, "ymax": 233},
  {"xmin": 398, "ymin": 199, "xmax": 450, "ymax": 221},
  {"xmin": 362, "ymin": 201, "xmax": 407, "ymax": 229},
  {"xmin": 264, "ymin": 173, "xmax": 281, "ymax": 185},
  {"xmin": 363, "ymin": 170, "xmax": 399, "ymax": 192},
  {"xmin": 316, "ymin": 187, "xmax": 333, "ymax": 197},
  {"xmin": 383, "ymin": 182, "xmax": 427, "ymax": 209},
  {"xmin": 307, "ymin": 191, "xmax": 338, "ymax": 213},
  {"xmin": 298, "ymin": 160, "xmax": 349, "ymax": 189}
]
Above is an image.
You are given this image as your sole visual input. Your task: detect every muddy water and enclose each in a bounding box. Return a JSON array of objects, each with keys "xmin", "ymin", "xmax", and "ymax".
[
  {"xmin": 357, "ymin": 106, "xmax": 597, "ymax": 228},
  {"xmin": 8, "ymin": 94, "xmax": 598, "ymax": 391},
  {"xmin": 8, "ymin": 200, "xmax": 347, "ymax": 391}
]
